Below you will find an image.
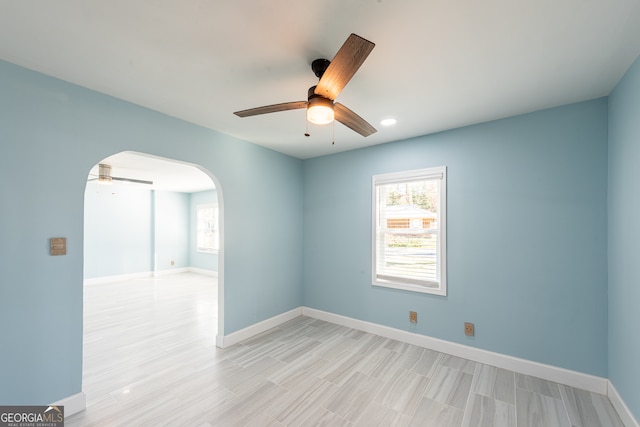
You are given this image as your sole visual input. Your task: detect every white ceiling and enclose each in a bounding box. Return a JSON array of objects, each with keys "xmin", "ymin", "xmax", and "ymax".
[
  {"xmin": 2, "ymin": 1, "xmax": 640, "ymax": 160},
  {"xmin": 88, "ymin": 152, "xmax": 215, "ymax": 193}
]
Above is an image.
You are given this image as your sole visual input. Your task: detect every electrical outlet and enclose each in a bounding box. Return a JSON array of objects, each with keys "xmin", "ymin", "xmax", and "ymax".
[
  {"xmin": 464, "ymin": 322, "xmax": 475, "ymax": 336},
  {"xmin": 410, "ymin": 311, "xmax": 417, "ymax": 323}
]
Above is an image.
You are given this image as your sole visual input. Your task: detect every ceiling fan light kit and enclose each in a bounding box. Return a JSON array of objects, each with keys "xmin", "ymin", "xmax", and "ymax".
[
  {"xmin": 234, "ymin": 33, "xmax": 377, "ymax": 139},
  {"xmin": 307, "ymin": 95, "xmax": 334, "ymax": 125}
]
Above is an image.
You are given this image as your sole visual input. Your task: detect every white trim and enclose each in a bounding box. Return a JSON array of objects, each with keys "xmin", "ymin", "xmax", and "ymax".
[
  {"xmin": 216, "ymin": 332, "xmax": 225, "ymax": 348},
  {"xmin": 52, "ymin": 392, "xmax": 86, "ymax": 418},
  {"xmin": 372, "ymin": 280, "xmax": 444, "ymax": 296},
  {"xmin": 83, "ymin": 271, "xmax": 151, "ymax": 285},
  {"xmin": 608, "ymin": 380, "xmax": 639, "ymax": 427},
  {"xmin": 153, "ymin": 267, "xmax": 190, "ymax": 277},
  {"xmin": 216, "ymin": 255, "xmax": 225, "ymax": 349},
  {"xmin": 83, "ymin": 267, "xmax": 218, "ymax": 285},
  {"xmin": 187, "ymin": 267, "xmax": 218, "ymax": 277},
  {"xmin": 302, "ymin": 307, "xmax": 608, "ymax": 395},
  {"xmin": 217, "ymin": 307, "xmax": 302, "ymax": 348}
]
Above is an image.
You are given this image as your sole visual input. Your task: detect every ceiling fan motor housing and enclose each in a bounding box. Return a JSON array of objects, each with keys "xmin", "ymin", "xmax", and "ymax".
[
  {"xmin": 308, "ymin": 85, "xmax": 326, "ymax": 101},
  {"xmin": 307, "ymin": 86, "xmax": 333, "ymax": 106},
  {"xmin": 311, "ymin": 58, "xmax": 331, "ymax": 79}
]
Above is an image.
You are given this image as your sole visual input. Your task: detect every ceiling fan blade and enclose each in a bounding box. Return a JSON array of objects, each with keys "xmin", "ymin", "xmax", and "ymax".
[
  {"xmin": 112, "ymin": 177, "xmax": 154, "ymax": 185},
  {"xmin": 334, "ymin": 103, "xmax": 377, "ymax": 137},
  {"xmin": 314, "ymin": 34, "xmax": 375, "ymax": 101},
  {"xmin": 234, "ymin": 101, "xmax": 307, "ymax": 117}
]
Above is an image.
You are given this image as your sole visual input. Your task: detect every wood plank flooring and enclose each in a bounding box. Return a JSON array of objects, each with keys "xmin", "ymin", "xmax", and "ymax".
[{"xmin": 68, "ymin": 273, "xmax": 625, "ymax": 426}]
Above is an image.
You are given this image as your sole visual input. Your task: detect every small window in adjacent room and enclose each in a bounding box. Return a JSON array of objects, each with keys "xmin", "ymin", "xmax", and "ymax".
[
  {"xmin": 196, "ymin": 204, "xmax": 219, "ymax": 253},
  {"xmin": 372, "ymin": 167, "xmax": 447, "ymax": 296}
]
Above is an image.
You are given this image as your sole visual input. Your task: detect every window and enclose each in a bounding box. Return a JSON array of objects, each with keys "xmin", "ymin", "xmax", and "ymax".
[
  {"xmin": 196, "ymin": 204, "xmax": 219, "ymax": 253},
  {"xmin": 372, "ymin": 167, "xmax": 447, "ymax": 295}
]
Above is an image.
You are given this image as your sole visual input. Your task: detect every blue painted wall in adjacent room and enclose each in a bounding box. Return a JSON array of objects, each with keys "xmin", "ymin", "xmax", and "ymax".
[
  {"xmin": 0, "ymin": 59, "xmax": 303, "ymax": 405},
  {"xmin": 84, "ymin": 181, "xmax": 153, "ymax": 278},
  {"xmin": 84, "ymin": 185, "xmax": 197, "ymax": 278},
  {"xmin": 303, "ymin": 99, "xmax": 609, "ymax": 377},
  {"xmin": 608, "ymin": 55, "xmax": 640, "ymax": 420},
  {"xmin": 154, "ymin": 190, "xmax": 190, "ymax": 272}
]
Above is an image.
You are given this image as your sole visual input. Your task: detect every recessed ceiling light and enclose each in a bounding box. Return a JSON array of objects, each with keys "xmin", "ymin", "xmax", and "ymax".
[{"xmin": 380, "ymin": 118, "xmax": 397, "ymax": 126}]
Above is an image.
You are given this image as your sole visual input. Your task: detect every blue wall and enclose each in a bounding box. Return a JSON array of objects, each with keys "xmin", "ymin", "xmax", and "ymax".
[
  {"xmin": 303, "ymin": 99, "xmax": 609, "ymax": 377},
  {"xmin": 0, "ymin": 59, "xmax": 303, "ymax": 405},
  {"xmin": 154, "ymin": 190, "xmax": 190, "ymax": 271},
  {"xmin": 84, "ymin": 185, "xmax": 203, "ymax": 278},
  {"xmin": 84, "ymin": 181, "xmax": 153, "ymax": 278},
  {"xmin": 608, "ymin": 55, "xmax": 640, "ymax": 420},
  {"xmin": 189, "ymin": 189, "xmax": 219, "ymax": 272}
]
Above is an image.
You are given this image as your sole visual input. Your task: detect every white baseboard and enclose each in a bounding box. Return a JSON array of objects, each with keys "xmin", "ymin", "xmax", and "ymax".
[
  {"xmin": 187, "ymin": 267, "xmax": 218, "ymax": 277},
  {"xmin": 52, "ymin": 392, "xmax": 86, "ymax": 418},
  {"xmin": 153, "ymin": 267, "xmax": 190, "ymax": 277},
  {"xmin": 156, "ymin": 267, "xmax": 217, "ymax": 277},
  {"xmin": 608, "ymin": 380, "xmax": 639, "ymax": 427},
  {"xmin": 83, "ymin": 271, "xmax": 151, "ymax": 285},
  {"xmin": 84, "ymin": 268, "xmax": 218, "ymax": 285},
  {"xmin": 217, "ymin": 307, "xmax": 302, "ymax": 348},
  {"xmin": 301, "ymin": 307, "xmax": 608, "ymax": 395}
]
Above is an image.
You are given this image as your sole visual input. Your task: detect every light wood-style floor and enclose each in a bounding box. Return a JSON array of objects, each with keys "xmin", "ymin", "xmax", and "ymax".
[{"xmin": 68, "ymin": 273, "xmax": 624, "ymax": 426}]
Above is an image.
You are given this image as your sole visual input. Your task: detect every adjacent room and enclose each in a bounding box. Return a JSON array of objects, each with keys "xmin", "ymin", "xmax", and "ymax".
[
  {"xmin": 82, "ymin": 152, "xmax": 221, "ymax": 418},
  {"xmin": 0, "ymin": 1, "xmax": 639, "ymax": 426}
]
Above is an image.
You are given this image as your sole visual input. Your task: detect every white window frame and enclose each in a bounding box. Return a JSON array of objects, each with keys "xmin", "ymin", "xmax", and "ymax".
[
  {"xmin": 372, "ymin": 166, "xmax": 447, "ymax": 296},
  {"xmin": 196, "ymin": 203, "xmax": 219, "ymax": 254}
]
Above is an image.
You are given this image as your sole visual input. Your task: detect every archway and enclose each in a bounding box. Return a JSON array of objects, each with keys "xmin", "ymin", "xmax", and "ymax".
[{"xmin": 81, "ymin": 151, "xmax": 224, "ymax": 410}]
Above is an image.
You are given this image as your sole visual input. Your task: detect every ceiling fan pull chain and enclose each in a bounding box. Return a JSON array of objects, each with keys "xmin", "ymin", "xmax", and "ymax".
[
  {"xmin": 305, "ymin": 117, "xmax": 310, "ymax": 137},
  {"xmin": 332, "ymin": 120, "xmax": 335, "ymax": 145}
]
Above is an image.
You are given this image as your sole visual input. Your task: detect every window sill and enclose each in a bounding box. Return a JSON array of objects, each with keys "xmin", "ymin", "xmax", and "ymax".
[
  {"xmin": 196, "ymin": 250, "xmax": 219, "ymax": 255},
  {"xmin": 372, "ymin": 279, "xmax": 446, "ymax": 296}
]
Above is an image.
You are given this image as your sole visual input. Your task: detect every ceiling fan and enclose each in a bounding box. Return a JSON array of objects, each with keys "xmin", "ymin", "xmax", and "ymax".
[
  {"xmin": 87, "ymin": 163, "xmax": 153, "ymax": 185},
  {"xmin": 234, "ymin": 33, "xmax": 377, "ymax": 138}
]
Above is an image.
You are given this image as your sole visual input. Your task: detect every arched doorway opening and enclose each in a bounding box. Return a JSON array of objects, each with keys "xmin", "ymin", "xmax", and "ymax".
[{"xmin": 81, "ymin": 151, "xmax": 224, "ymax": 410}]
